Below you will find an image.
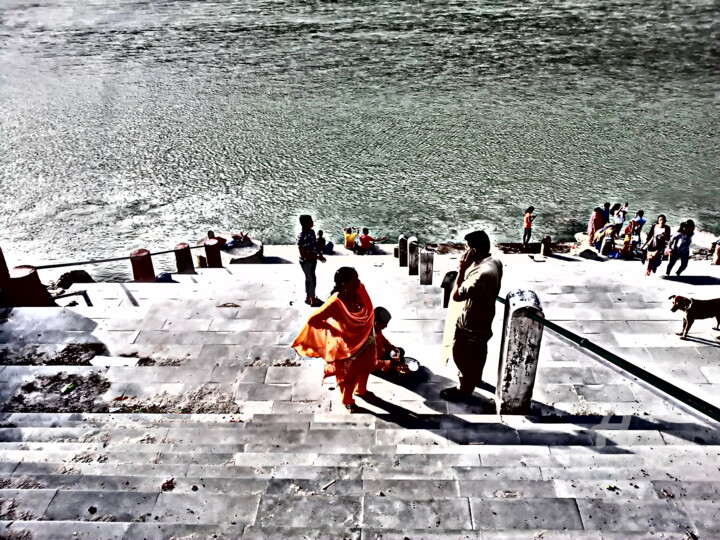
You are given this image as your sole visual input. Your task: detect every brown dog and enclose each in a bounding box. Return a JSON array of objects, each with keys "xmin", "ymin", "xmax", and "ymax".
[{"xmin": 669, "ymin": 295, "xmax": 720, "ymax": 339}]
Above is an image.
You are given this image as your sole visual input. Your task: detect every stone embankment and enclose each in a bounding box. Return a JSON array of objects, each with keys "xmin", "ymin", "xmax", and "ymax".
[{"xmin": 1, "ymin": 247, "xmax": 719, "ymax": 538}]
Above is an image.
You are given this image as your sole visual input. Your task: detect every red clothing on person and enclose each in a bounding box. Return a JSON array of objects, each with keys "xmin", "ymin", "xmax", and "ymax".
[
  {"xmin": 523, "ymin": 213, "xmax": 533, "ymax": 229},
  {"xmin": 291, "ymin": 283, "xmax": 376, "ymax": 406},
  {"xmin": 358, "ymin": 234, "xmax": 376, "ymax": 250}
]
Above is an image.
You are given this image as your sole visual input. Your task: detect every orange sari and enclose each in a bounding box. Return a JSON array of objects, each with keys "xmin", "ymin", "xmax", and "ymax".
[{"xmin": 292, "ymin": 283, "xmax": 376, "ymax": 405}]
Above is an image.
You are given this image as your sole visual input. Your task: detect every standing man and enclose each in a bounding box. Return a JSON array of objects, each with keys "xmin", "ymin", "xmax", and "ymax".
[
  {"xmin": 440, "ymin": 230, "xmax": 503, "ymax": 401},
  {"xmin": 297, "ymin": 215, "xmax": 325, "ymax": 307}
]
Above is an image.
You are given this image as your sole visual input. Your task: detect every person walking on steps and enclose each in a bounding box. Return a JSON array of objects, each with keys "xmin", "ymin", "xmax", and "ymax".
[
  {"xmin": 297, "ymin": 214, "xmax": 326, "ymax": 307},
  {"xmin": 292, "ymin": 267, "xmax": 377, "ymax": 413},
  {"xmin": 440, "ymin": 230, "xmax": 503, "ymax": 402}
]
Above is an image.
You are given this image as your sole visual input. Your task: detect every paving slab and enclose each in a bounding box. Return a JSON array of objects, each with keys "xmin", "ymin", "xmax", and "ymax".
[
  {"xmin": 151, "ymin": 492, "xmax": 260, "ymax": 524},
  {"xmin": 43, "ymin": 490, "xmax": 158, "ymax": 522},
  {"xmin": 469, "ymin": 498, "xmax": 583, "ymax": 530},
  {"xmin": 362, "ymin": 495, "xmax": 471, "ymax": 529},
  {"xmin": 575, "ymin": 498, "xmax": 693, "ymax": 532},
  {"xmin": 256, "ymin": 494, "xmax": 361, "ymax": 528}
]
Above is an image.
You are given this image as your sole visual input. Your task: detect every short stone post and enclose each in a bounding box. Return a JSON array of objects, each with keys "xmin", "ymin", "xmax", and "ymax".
[
  {"xmin": 419, "ymin": 249, "xmax": 434, "ymax": 285},
  {"xmin": 0, "ymin": 247, "xmax": 10, "ymax": 290},
  {"xmin": 130, "ymin": 249, "xmax": 155, "ymax": 283},
  {"xmin": 540, "ymin": 235, "xmax": 551, "ymax": 257},
  {"xmin": 5, "ymin": 266, "xmax": 49, "ymax": 307},
  {"xmin": 204, "ymin": 239, "xmax": 223, "ymax": 268},
  {"xmin": 408, "ymin": 236, "xmax": 419, "ymax": 276},
  {"xmin": 174, "ymin": 243, "xmax": 195, "ymax": 274},
  {"xmin": 398, "ymin": 235, "xmax": 408, "ymax": 267},
  {"xmin": 496, "ymin": 289, "xmax": 544, "ymax": 414},
  {"xmin": 440, "ymin": 271, "xmax": 457, "ymax": 308}
]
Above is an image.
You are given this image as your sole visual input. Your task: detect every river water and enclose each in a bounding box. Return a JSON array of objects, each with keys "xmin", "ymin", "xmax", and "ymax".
[{"xmin": 0, "ymin": 0, "xmax": 718, "ymax": 280}]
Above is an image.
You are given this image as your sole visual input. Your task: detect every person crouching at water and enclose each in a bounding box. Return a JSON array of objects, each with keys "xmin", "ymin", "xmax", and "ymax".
[
  {"xmin": 291, "ymin": 267, "xmax": 377, "ymax": 413},
  {"xmin": 522, "ymin": 206, "xmax": 536, "ymax": 248},
  {"xmin": 640, "ymin": 214, "xmax": 670, "ymax": 276}
]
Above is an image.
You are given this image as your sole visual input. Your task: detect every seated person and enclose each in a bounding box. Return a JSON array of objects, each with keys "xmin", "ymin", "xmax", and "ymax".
[
  {"xmin": 316, "ymin": 230, "xmax": 334, "ymax": 255},
  {"xmin": 373, "ymin": 307, "xmax": 405, "ymax": 373},
  {"xmin": 224, "ymin": 232, "xmax": 252, "ymax": 249},
  {"xmin": 356, "ymin": 228, "xmax": 386, "ymax": 255},
  {"xmin": 343, "ymin": 227, "xmax": 359, "ymax": 251}
]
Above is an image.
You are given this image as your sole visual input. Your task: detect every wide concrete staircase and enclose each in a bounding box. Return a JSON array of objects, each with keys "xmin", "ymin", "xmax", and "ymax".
[{"xmin": 1, "ymin": 251, "xmax": 719, "ymax": 539}]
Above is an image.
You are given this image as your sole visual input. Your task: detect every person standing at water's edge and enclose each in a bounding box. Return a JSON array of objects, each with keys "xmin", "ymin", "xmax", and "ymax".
[
  {"xmin": 522, "ymin": 206, "xmax": 536, "ymax": 248},
  {"xmin": 441, "ymin": 230, "xmax": 503, "ymax": 402},
  {"xmin": 297, "ymin": 215, "xmax": 326, "ymax": 307}
]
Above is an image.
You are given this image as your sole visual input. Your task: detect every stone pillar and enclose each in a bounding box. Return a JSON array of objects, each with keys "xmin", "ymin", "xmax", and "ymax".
[
  {"xmin": 496, "ymin": 289, "xmax": 544, "ymax": 414},
  {"xmin": 398, "ymin": 235, "xmax": 408, "ymax": 267},
  {"xmin": 5, "ymin": 265, "xmax": 49, "ymax": 307},
  {"xmin": 440, "ymin": 271, "xmax": 457, "ymax": 308},
  {"xmin": 540, "ymin": 235, "xmax": 551, "ymax": 257},
  {"xmin": 419, "ymin": 249, "xmax": 434, "ymax": 285},
  {"xmin": 130, "ymin": 249, "xmax": 155, "ymax": 283},
  {"xmin": 0, "ymin": 247, "xmax": 9, "ymax": 290},
  {"xmin": 204, "ymin": 239, "xmax": 223, "ymax": 268},
  {"xmin": 174, "ymin": 243, "xmax": 195, "ymax": 274},
  {"xmin": 408, "ymin": 236, "xmax": 419, "ymax": 276}
]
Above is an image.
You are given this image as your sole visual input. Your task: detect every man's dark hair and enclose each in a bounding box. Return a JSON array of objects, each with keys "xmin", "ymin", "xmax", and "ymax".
[
  {"xmin": 362, "ymin": 228, "xmax": 369, "ymax": 234},
  {"xmin": 464, "ymin": 230, "xmax": 490, "ymax": 255},
  {"xmin": 603, "ymin": 202, "xmax": 610, "ymax": 209},
  {"xmin": 299, "ymin": 215, "xmax": 312, "ymax": 227},
  {"xmin": 637, "ymin": 210, "xmax": 644, "ymax": 217}
]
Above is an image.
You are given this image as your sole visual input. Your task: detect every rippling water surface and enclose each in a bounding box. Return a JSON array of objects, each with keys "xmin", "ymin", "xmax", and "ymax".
[{"xmin": 0, "ymin": 0, "xmax": 718, "ymax": 279}]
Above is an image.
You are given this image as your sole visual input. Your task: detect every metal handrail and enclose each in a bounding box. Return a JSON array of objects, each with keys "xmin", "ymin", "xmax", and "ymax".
[
  {"xmin": 496, "ymin": 296, "xmax": 720, "ymax": 423},
  {"xmin": 35, "ymin": 244, "xmax": 207, "ymax": 270}
]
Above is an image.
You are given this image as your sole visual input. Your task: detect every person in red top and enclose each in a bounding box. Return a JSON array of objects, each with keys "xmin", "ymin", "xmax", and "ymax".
[
  {"xmin": 357, "ymin": 228, "xmax": 386, "ymax": 255},
  {"xmin": 522, "ymin": 207, "xmax": 536, "ymax": 248}
]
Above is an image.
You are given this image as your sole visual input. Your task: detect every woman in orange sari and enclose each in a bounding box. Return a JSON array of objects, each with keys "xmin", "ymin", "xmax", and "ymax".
[{"xmin": 292, "ymin": 267, "xmax": 377, "ymax": 412}]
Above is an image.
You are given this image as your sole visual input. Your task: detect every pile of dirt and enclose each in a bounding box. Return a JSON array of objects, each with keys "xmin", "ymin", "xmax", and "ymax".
[
  {"xmin": 3, "ymin": 372, "xmax": 111, "ymax": 413},
  {"xmin": 110, "ymin": 384, "xmax": 239, "ymax": 414},
  {"xmin": 0, "ymin": 343, "xmax": 108, "ymax": 366}
]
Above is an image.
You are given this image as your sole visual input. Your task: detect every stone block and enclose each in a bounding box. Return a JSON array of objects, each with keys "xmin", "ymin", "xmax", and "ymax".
[
  {"xmin": 5, "ymin": 521, "xmax": 130, "ymax": 540},
  {"xmin": 43, "ymin": 490, "xmax": 158, "ymax": 522},
  {"xmin": 124, "ymin": 523, "xmax": 244, "ymax": 540},
  {"xmin": 0, "ymin": 488, "xmax": 57, "ymax": 520},
  {"xmin": 469, "ymin": 498, "xmax": 583, "ymax": 530},
  {"xmin": 575, "ymin": 498, "xmax": 692, "ymax": 532},
  {"xmin": 362, "ymin": 495, "xmax": 471, "ymax": 529},
  {"xmin": 152, "ymin": 492, "xmax": 260, "ymax": 524},
  {"xmin": 256, "ymin": 495, "xmax": 361, "ymax": 528},
  {"xmin": 458, "ymin": 479, "xmax": 556, "ymax": 498}
]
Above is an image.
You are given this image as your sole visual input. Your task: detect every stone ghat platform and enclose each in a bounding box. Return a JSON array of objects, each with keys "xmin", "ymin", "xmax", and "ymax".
[{"xmin": 0, "ymin": 246, "xmax": 719, "ymax": 539}]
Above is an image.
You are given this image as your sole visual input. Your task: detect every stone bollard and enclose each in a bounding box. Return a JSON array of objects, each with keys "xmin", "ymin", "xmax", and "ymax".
[
  {"xmin": 130, "ymin": 249, "xmax": 155, "ymax": 283},
  {"xmin": 496, "ymin": 289, "xmax": 544, "ymax": 414},
  {"xmin": 204, "ymin": 239, "xmax": 223, "ymax": 268},
  {"xmin": 398, "ymin": 235, "xmax": 408, "ymax": 267},
  {"xmin": 408, "ymin": 236, "xmax": 419, "ymax": 275},
  {"xmin": 174, "ymin": 243, "xmax": 195, "ymax": 274},
  {"xmin": 0, "ymin": 247, "xmax": 9, "ymax": 290},
  {"xmin": 440, "ymin": 271, "xmax": 457, "ymax": 308},
  {"xmin": 419, "ymin": 249, "xmax": 434, "ymax": 285},
  {"xmin": 540, "ymin": 235, "xmax": 551, "ymax": 257},
  {"xmin": 5, "ymin": 265, "xmax": 49, "ymax": 307}
]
